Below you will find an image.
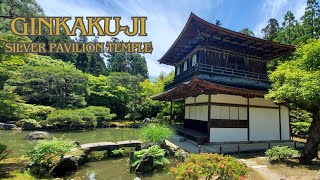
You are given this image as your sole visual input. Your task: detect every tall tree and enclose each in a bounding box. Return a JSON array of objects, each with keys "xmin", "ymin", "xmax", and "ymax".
[
  {"xmin": 0, "ymin": 0, "xmax": 44, "ymax": 33},
  {"xmin": 239, "ymin": 28, "xmax": 255, "ymax": 36},
  {"xmin": 105, "ymin": 42, "xmax": 149, "ymax": 78},
  {"xmin": 300, "ymin": 0, "xmax": 320, "ymax": 41},
  {"xmin": 74, "ymin": 35, "xmax": 89, "ymax": 73},
  {"xmin": 266, "ymin": 39, "xmax": 320, "ymax": 164},
  {"xmin": 262, "ymin": 18, "xmax": 279, "ymax": 41},
  {"xmin": 275, "ymin": 11, "xmax": 299, "ymax": 45}
]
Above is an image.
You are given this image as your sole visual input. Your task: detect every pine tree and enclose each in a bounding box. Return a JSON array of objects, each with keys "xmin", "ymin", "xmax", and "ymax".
[
  {"xmin": 262, "ymin": 18, "xmax": 279, "ymax": 41},
  {"xmin": 301, "ymin": 0, "xmax": 320, "ymax": 41},
  {"xmin": 239, "ymin": 28, "xmax": 255, "ymax": 36},
  {"xmin": 275, "ymin": 11, "xmax": 298, "ymax": 45}
]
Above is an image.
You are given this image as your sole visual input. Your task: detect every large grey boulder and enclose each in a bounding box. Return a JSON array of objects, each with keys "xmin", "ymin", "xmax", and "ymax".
[
  {"xmin": 51, "ymin": 155, "xmax": 78, "ymax": 176},
  {"xmin": 3, "ymin": 123, "xmax": 17, "ymax": 130},
  {"xmin": 25, "ymin": 131, "xmax": 53, "ymax": 140},
  {"xmin": 135, "ymin": 154, "xmax": 154, "ymax": 174}
]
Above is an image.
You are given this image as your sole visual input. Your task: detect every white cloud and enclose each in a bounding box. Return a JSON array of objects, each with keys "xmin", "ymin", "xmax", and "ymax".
[
  {"xmin": 36, "ymin": 0, "xmax": 222, "ymax": 77},
  {"xmin": 253, "ymin": 0, "xmax": 307, "ymax": 38}
]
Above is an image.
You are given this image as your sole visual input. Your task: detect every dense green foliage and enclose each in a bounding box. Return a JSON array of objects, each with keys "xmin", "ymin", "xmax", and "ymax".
[
  {"xmin": 261, "ymin": 0, "xmax": 320, "ymax": 45},
  {"xmin": 266, "ymin": 39, "xmax": 320, "ymax": 114},
  {"xmin": 291, "ymin": 122, "xmax": 311, "ymax": 137},
  {"xmin": 27, "ymin": 138, "xmax": 75, "ymax": 177},
  {"xmin": 0, "ymin": 144, "xmax": 9, "ymax": 161},
  {"xmin": 131, "ymin": 145, "xmax": 169, "ymax": 169},
  {"xmin": 265, "ymin": 146, "xmax": 299, "ymax": 163},
  {"xmin": 46, "ymin": 106, "xmax": 115, "ymax": 129},
  {"xmin": 111, "ymin": 148, "xmax": 125, "ymax": 157},
  {"xmin": 140, "ymin": 124, "xmax": 175, "ymax": 145},
  {"xmin": 8, "ymin": 55, "xmax": 88, "ymax": 108},
  {"xmin": 266, "ymin": 39, "xmax": 320, "ymax": 164},
  {"xmin": 170, "ymin": 153, "xmax": 249, "ymax": 180}
]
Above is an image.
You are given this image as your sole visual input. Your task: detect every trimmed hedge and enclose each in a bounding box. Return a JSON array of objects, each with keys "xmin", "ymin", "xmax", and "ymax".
[{"xmin": 46, "ymin": 106, "xmax": 116, "ymax": 129}]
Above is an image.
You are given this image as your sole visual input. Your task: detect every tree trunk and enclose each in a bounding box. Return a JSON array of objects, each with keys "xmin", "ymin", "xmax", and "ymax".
[{"xmin": 299, "ymin": 111, "xmax": 320, "ymax": 164}]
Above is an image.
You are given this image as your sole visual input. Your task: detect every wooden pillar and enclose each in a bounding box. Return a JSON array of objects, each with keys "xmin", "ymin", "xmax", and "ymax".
[
  {"xmin": 208, "ymin": 94, "xmax": 211, "ymax": 135},
  {"xmin": 247, "ymin": 97, "xmax": 250, "ymax": 141},
  {"xmin": 170, "ymin": 101, "xmax": 173, "ymax": 124},
  {"xmin": 279, "ymin": 105, "xmax": 282, "ymax": 140}
]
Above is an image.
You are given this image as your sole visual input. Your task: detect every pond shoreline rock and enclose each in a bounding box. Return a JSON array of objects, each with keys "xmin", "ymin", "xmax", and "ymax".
[
  {"xmin": 2, "ymin": 123, "xmax": 17, "ymax": 130},
  {"xmin": 51, "ymin": 155, "xmax": 79, "ymax": 176},
  {"xmin": 135, "ymin": 154, "xmax": 154, "ymax": 174},
  {"xmin": 25, "ymin": 131, "xmax": 53, "ymax": 140}
]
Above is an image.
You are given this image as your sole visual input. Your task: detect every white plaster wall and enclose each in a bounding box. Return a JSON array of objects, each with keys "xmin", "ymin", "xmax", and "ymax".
[
  {"xmin": 239, "ymin": 107, "xmax": 247, "ymax": 120},
  {"xmin": 196, "ymin": 94, "xmax": 208, "ymax": 103},
  {"xmin": 280, "ymin": 106, "xmax": 290, "ymax": 140},
  {"xmin": 249, "ymin": 108, "xmax": 280, "ymax": 141},
  {"xmin": 249, "ymin": 97, "xmax": 277, "ymax": 107},
  {"xmin": 210, "ymin": 128, "xmax": 248, "ymax": 142},
  {"xmin": 196, "ymin": 106, "xmax": 202, "ymax": 120},
  {"xmin": 190, "ymin": 106, "xmax": 196, "ymax": 119},
  {"xmin": 230, "ymin": 107, "xmax": 238, "ymax": 120},
  {"xmin": 185, "ymin": 106, "xmax": 190, "ymax": 119},
  {"xmin": 185, "ymin": 97, "xmax": 195, "ymax": 104},
  {"xmin": 211, "ymin": 94, "xmax": 247, "ymax": 105},
  {"xmin": 211, "ymin": 105, "xmax": 221, "ymax": 119},
  {"xmin": 200, "ymin": 106, "xmax": 208, "ymax": 121}
]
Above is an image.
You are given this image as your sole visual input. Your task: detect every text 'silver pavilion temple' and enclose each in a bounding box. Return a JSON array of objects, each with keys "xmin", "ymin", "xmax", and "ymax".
[{"xmin": 152, "ymin": 13, "xmax": 296, "ymax": 144}]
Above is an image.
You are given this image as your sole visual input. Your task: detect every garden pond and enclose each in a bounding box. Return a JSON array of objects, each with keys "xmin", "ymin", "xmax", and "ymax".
[{"xmin": 0, "ymin": 128, "xmax": 176, "ymax": 179}]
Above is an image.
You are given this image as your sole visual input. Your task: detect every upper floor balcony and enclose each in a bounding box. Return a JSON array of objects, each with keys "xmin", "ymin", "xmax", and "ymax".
[{"xmin": 164, "ymin": 63, "xmax": 269, "ymax": 91}]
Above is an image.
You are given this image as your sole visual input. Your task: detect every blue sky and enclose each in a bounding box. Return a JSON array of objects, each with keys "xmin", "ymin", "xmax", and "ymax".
[{"xmin": 36, "ymin": 0, "xmax": 309, "ymax": 78}]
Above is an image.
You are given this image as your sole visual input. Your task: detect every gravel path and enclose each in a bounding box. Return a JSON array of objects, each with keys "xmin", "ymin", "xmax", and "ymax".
[{"xmin": 240, "ymin": 158, "xmax": 284, "ymax": 180}]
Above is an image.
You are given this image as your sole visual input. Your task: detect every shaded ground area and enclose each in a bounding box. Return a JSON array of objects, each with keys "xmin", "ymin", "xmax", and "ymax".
[
  {"xmin": 0, "ymin": 157, "xmax": 35, "ymax": 180},
  {"xmin": 240, "ymin": 153, "xmax": 320, "ymax": 180}
]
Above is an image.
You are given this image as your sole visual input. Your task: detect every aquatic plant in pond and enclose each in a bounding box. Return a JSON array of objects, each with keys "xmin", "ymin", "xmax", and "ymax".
[
  {"xmin": 131, "ymin": 145, "xmax": 170, "ymax": 173},
  {"xmin": 27, "ymin": 138, "xmax": 75, "ymax": 177},
  {"xmin": 170, "ymin": 153, "xmax": 249, "ymax": 180},
  {"xmin": 111, "ymin": 148, "xmax": 125, "ymax": 157},
  {"xmin": 140, "ymin": 124, "xmax": 175, "ymax": 145}
]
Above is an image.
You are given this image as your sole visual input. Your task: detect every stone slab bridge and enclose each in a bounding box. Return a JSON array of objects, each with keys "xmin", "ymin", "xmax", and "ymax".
[{"xmin": 80, "ymin": 140, "xmax": 142, "ymax": 154}]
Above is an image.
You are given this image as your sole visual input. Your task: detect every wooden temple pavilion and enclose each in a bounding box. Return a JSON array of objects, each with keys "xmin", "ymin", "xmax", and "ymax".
[{"xmin": 152, "ymin": 13, "xmax": 295, "ymax": 144}]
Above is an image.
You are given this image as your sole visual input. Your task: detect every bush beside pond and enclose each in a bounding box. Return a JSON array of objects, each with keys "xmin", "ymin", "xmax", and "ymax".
[
  {"xmin": 140, "ymin": 124, "xmax": 175, "ymax": 145},
  {"xmin": 27, "ymin": 138, "xmax": 75, "ymax": 177},
  {"xmin": 170, "ymin": 153, "xmax": 249, "ymax": 180},
  {"xmin": 45, "ymin": 106, "xmax": 116, "ymax": 130}
]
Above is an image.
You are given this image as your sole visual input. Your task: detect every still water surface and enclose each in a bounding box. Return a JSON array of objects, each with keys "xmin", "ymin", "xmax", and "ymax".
[{"xmin": 0, "ymin": 129, "xmax": 175, "ymax": 180}]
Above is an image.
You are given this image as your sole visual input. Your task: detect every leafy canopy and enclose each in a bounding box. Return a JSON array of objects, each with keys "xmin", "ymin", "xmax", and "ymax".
[{"xmin": 266, "ymin": 39, "xmax": 320, "ymax": 113}]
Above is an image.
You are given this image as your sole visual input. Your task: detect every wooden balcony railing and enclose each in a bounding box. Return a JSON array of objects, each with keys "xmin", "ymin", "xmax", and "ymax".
[{"xmin": 164, "ymin": 63, "xmax": 268, "ymax": 90}]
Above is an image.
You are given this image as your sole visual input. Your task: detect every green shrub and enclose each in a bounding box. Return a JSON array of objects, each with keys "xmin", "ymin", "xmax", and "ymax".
[
  {"xmin": 84, "ymin": 106, "xmax": 116, "ymax": 125},
  {"xmin": 131, "ymin": 145, "xmax": 169, "ymax": 169},
  {"xmin": 140, "ymin": 124, "xmax": 175, "ymax": 145},
  {"xmin": 265, "ymin": 146, "xmax": 299, "ymax": 163},
  {"xmin": 46, "ymin": 106, "xmax": 116, "ymax": 129},
  {"xmin": 27, "ymin": 138, "xmax": 74, "ymax": 177},
  {"xmin": 75, "ymin": 109, "xmax": 97, "ymax": 127},
  {"xmin": 291, "ymin": 122, "xmax": 310, "ymax": 137},
  {"xmin": 0, "ymin": 144, "xmax": 10, "ymax": 161},
  {"xmin": 22, "ymin": 104, "xmax": 55, "ymax": 120},
  {"xmin": 46, "ymin": 109, "xmax": 85, "ymax": 128},
  {"xmin": 170, "ymin": 153, "xmax": 249, "ymax": 180},
  {"xmin": 111, "ymin": 148, "xmax": 125, "ymax": 157},
  {"xmin": 16, "ymin": 119, "xmax": 42, "ymax": 129}
]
